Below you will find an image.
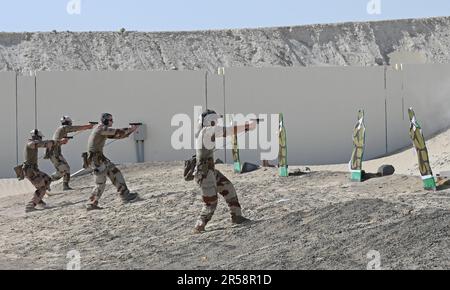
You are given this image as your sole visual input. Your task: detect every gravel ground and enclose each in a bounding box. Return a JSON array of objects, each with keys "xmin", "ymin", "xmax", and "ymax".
[{"xmin": 0, "ymin": 161, "xmax": 448, "ymax": 270}]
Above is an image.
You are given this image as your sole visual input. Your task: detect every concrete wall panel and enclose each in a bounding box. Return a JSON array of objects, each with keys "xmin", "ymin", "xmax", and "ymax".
[
  {"xmin": 206, "ymin": 72, "xmax": 226, "ymax": 162},
  {"xmin": 0, "ymin": 72, "xmax": 16, "ymax": 178},
  {"xmin": 1, "ymin": 64, "xmax": 450, "ymax": 178},
  {"xmin": 17, "ymin": 76, "xmax": 39, "ymax": 165},
  {"xmin": 36, "ymin": 71, "xmax": 206, "ymax": 175},
  {"xmin": 225, "ymin": 66, "xmax": 387, "ymax": 165},
  {"xmin": 386, "ymin": 64, "xmax": 450, "ymax": 154}
]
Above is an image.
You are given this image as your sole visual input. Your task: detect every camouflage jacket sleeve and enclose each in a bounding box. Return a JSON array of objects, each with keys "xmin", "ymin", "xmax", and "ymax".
[
  {"xmin": 214, "ymin": 126, "xmax": 234, "ymax": 138},
  {"xmin": 27, "ymin": 140, "xmax": 57, "ymax": 149},
  {"xmin": 100, "ymin": 127, "xmax": 133, "ymax": 139},
  {"xmin": 200, "ymin": 126, "xmax": 234, "ymax": 140}
]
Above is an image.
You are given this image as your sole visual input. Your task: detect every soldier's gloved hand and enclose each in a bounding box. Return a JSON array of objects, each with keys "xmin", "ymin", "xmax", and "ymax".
[{"xmin": 86, "ymin": 124, "xmax": 95, "ymax": 130}]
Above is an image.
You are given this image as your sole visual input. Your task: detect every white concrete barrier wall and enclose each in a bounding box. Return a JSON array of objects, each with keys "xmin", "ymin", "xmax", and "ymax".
[
  {"xmin": 386, "ymin": 64, "xmax": 450, "ymax": 153},
  {"xmin": 34, "ymin": 71, "xmax": 207, "ymax": 176},
  {"xmin": 225, "ymin": 66, "xmax": 387, "ymax": 165},
  {"xmin": 2, "ymin": 65, "xmax": 450, "ymax": 178},
  {"xmin": 0, "ymin": 72, "xmax": 17, "ymax": 178},
  {"xmin": 17, "ymin": 76, "xmax": 38, "ymax": 167},
  {"xmin": 206, "ymin": 72, "xmax": 226, "ymax": 162}
]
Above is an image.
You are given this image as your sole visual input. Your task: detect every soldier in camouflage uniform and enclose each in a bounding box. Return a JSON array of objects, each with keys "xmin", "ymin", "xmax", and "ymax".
[
  {"xmin": 85, "ymin": 113, "xmax": 139, "ymax": 210},
  {"xmin": 23, "ymin": 129, "xmax": 69, "ymax": 213},
  {"xmin": 193, "ymin": 109, "xmax": 257, "ymax": 233},
  {"xmin": 49, "ymin": 116, "xmax": 94, "ymax": 190}
]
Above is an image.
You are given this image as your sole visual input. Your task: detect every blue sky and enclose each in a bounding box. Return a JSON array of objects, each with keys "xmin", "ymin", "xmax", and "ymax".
[{"xmin": 0, "ymin": 0, "xmax": 449, "ymax": 32}]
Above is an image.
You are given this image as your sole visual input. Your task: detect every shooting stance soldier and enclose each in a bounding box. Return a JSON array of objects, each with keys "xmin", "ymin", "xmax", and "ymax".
[
  {"xmin": 193, "ymin": 109, "xmax": 257, "ymax": 233},
  {"xmin": 48, "ymin": 116, "xmax": 94, "ymax": 190},
  {"xmin": 20, "ymin": 130, "xmax": 68, "ymax": 212},
  {"xmin": 84, "ymin": 113, "xmax": 139, "ymax": 210}
]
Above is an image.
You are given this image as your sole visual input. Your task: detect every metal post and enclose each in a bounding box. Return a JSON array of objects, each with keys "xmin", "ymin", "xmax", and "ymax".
[
  {"xmin": 33, "ymin": 71, "xmax": 37, "ymax": 129},
  {"xmin": 205, "ymin": 71, "xmax": 208, "ymax": 109},
  {"xmin": 135, "ymin": 141, "xmax": 141, "ymax": 163},
  {"xmin": 218, "ymin": 67, "xmax": 227, "ymax": 163},
  {"xmin": 140, "ymin": 141, "xmax": 145, "ymax": 162},
  {"xmin": 132, "ymin": 123, "xmax": 146, "ymax": 163},
  {"xmin": 15, "ymin": 72, "xmax": 19, "ymax": 165}
]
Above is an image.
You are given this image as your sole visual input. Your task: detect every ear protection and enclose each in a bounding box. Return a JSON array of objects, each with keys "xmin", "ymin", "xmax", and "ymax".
[
  {"xmin": 101, "ymin": 113, "xmax": 113, "ymax": 126},
  {"xmin": 200, "ymin": 109, "xmax": 220, "ymax": 127}
]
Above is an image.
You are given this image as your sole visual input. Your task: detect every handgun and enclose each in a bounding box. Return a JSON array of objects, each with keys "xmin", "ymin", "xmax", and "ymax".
[
  {"xmin": 250, "ymin": 118, "xmax": 264, "ymax": 124},
  {"xmin": 129, "ymin": 123, "xmax": 143, "ymax": 126},
  {"xmin": 89, "ymin": 121, "xmax": 99, "ymax": 125}
]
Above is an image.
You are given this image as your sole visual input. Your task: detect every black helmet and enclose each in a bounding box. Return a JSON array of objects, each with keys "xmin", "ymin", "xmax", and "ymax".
[
  {"xmin": 30, "ymin": 129, "xmax": 44, "ymax": 141},
  {"xmin": 200, "ymin": 109, "xmax": 221, "ymax": 127},
  {"xmin": 101, "ymin": 113, "xmax": 113, "ymax": 125},
  {"xmin": 61, "ymin": 116, "xmax": 73, "ymax": 126}
]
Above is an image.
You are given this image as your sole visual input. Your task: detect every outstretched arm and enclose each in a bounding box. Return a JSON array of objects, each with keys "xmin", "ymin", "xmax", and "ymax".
[
  {"xmin": 100, "ymin": 125, "xmax": 138, "ymax": 139},
  {"xmin": 66, "ymin": 124, "xmax": 95, "ymax": 133},
  {"xmin": 216, "ymin": 120, "xmax": 257, "ymax": 138},
  {"xmin": 28, "ymin": 138, "xmax": 68, "ymax": 149}
]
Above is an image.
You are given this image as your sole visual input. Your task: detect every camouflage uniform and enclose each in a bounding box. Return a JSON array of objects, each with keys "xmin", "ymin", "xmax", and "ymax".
[
  {"xmin": 86, "ymin": 125, "xmax": 136, "ymax": 207},
  {"xmin": 49, "ymin": 125, "xmax": 87, "ymax": 184},
  {"xmin": 194, "ymin": 126, "xmax": 245, "ymax": 231},
  {"xmin": 23, "ymin": 140, "xmax": 57, "ymax": 211}
]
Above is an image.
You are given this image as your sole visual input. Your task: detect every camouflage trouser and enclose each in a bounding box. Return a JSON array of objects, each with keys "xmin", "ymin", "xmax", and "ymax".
[
  {"xmin": 88, "ymin": 159, "xmax": 129, "ymax": 205},
  {"xmin": 24, "ymin": 165, "xmax": 51, "ymax": 206},
  {"xmin": 50, "ymin": 153, "xmax": 70, "ymax": 182},
  {"xmin": 195, "ymin": 169, "xmax": 242, "ymax": 227}
]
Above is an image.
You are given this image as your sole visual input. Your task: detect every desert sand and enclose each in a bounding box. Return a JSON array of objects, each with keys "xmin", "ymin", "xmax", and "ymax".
[{"xmin": 0, "ymin": 129, "xmax": 449, "ymax": 270}]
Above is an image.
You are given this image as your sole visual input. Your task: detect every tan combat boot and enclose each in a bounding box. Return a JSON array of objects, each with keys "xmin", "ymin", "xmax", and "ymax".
[{"xmin": 193, "ymin": 220, "xmax": 207, "ymax": 234}]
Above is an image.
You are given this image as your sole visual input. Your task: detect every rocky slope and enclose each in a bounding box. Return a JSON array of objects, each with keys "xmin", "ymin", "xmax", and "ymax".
[{"xmin": 1, "ymin": 16, "xmax": 450, "ymax": 74}]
